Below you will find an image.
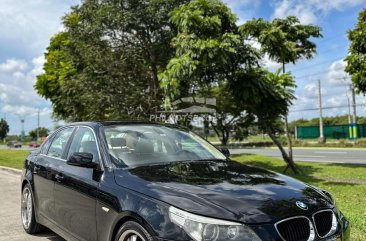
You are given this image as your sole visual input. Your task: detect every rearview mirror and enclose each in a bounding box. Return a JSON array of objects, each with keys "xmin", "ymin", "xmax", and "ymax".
[
  {"xmin": 67, "ymin": 152, "xmax": 97, "ymax": 168},
  {"xmin": 220, "ymin": 148, "xmax": 230, "ymax": 158}
]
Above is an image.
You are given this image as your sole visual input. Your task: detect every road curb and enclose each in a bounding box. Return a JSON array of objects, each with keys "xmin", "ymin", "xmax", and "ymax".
[{"xmin": 0, "ymin": 166, "xmax": 22, "ymax": 175}]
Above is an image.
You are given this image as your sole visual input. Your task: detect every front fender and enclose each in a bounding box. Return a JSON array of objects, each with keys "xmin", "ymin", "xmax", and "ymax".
[{"xmin": 96, "ymin": 174, "xmax": 190, "ymax": 241}]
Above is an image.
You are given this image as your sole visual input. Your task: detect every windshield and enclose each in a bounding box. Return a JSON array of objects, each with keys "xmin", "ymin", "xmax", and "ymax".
[{"xmin": 103, "ymin": 124, "xmax": 226, "ymax": 167}]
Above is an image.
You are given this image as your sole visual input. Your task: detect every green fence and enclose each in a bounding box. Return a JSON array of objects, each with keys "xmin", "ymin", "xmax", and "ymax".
[{"xmin": 296, "ymin": 124, "xmax": 366, "ymax": 139}]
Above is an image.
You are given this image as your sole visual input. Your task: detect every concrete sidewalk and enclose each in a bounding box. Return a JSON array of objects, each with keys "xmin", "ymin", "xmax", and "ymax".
[{"xmin": 0, "ymin": 169, "xmax": 64, "ymax": 241}]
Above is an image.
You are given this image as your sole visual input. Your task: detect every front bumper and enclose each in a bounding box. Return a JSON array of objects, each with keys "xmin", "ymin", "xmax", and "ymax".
[
  {"xmin": 251, "ymin": 212, "xmax": 350, "ymax": 241},
  {"xmin": 157, "ymin": 213, "xmax": 350, "ymax": 241},
  {"xmin": 340, "ymin": 212, "xmax": 350, "ymax": 241}
]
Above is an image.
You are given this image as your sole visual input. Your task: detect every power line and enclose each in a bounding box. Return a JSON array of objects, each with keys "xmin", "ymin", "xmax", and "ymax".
[
  {"xmin": 313, "ymin": 33, "xmax": 348, "ymax": 44},
  {"xmin": 295, "ymin": 67, "xmax": 345, "ymax": 80},
  {"xmin": 288, "ymin": 55, "xmax": 346, "ymax": 73},
  {"xmin": 315, "ymin": 44, "xmax": 348, "ymax": 55},
  {"xmin": 290, "ymin": 103, "xmax": 366, "ymax": 113}
]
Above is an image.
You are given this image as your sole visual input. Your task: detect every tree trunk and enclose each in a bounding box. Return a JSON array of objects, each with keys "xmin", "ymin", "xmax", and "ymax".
[
  {"xmin": 260, "ymin": 117, "xmax": 299, "ymax": 174},
  {"xmin": 284, "ymin": 116, "xmax": 293, "ymax": 161},
  {"xmin": 148, "ymin": 51, "xmax": 161, "ymax": 113},
  {"xmin": 267, "ymin": 128, "xmax": 299, "ymax": 174},
  {"xmin": 210, "ymin": 121, "xmax": 230, "ymax": 146},
  {"xmin": 222, "ymin": 128, "xmax": 229, "ymax": 146},
  {"xmin": 282, "ymin": 62, "xmax": 294, "ymax": 164}
]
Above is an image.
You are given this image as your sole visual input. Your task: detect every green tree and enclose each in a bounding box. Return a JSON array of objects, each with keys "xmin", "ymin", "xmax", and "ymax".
[
  {"xmin": 29, "ymin": 127, "xmax": 50, "ymax": 140},
  {"xmin": 209, "ymin": 85, "xmax": 254, "ymax": 145},
  {"xmin": 226, "ymin": 68, "xmax": 298, "ymax": 172},
  {"xmin": 0, "ymin": 119, "xmax": 9, "ymax": 141},
  {"xmin": 345, "ymin": 9, "xmax": 366, "ymax": 93},
  {"xmin": 160, "ymin": 0, "xmax": 300, "ymax": 173},
  {"xmin": 290, "ymin": 115, "xmax": 366, "ymax": 128},
  {"xmin": 159, "ymin": 0, "xmax": 258, "ymax": 146},
  {"xmin": 240, "ymin": 16, "xmax": 322, "ymax": 162},
  {"xmin": 36, "ymin": 0, "xmax": 188, "ymax": 121}
]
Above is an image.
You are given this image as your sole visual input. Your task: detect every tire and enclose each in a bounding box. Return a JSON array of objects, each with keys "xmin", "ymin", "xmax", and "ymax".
[
  {"xmin": 115, "ymin": 221, "xmax": 154, "ymax": 241},
  {"xmin": 21, "ymin": 184, "xmax": 44, "ymax": 234}
]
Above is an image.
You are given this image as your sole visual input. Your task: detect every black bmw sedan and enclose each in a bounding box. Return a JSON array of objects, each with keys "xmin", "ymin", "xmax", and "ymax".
[{"xmin": 21, "ymin": 121, "xmax": 350, "ymax": 241}]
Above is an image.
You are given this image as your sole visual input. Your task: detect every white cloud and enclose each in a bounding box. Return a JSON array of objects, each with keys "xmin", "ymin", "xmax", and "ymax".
[
  {"xmin": 0, "ymin": 59, "xmax": 28, "ymax": 72},
  {"xmin": 31, "ymin": 56, "xmax": 46, "ymax": 75},
  {"xmin": 223, "ymin": 0, "xmax": 261, "ymax": 24},
  {"xmin": 272, "ymin": 0, "xmax": 364, "ymax": 24},
  {"xmin": 0, "ymin": 0, "xmax": 79, "ymax": 58},
  {"xmin": 326, "ymin": 59, "xmax": 351, "ymax": 85},
  {"xmin": 245, "ymin": 39, "xmax": 283, "ymax": 70},
  {"xmin": 0, "ymin": 55, "xmax": 54, "ymax": 133},
  {"xmin": 2, "ymin": 105, "xmax": 51, "ymax": 117},
  {"xmin": 307, "ymin": 0, "xmax": 364, "ymax": 12},
  {"xmin": 0, "ymin": 55, "xmax": 47, "ymax": 106},
  {"xmin": 273, "ymin": 0, "xmax": 317, "ymax": 24},
  {"xmin": 13, "ymin": 71, "xmax": 25, "ymax": 79},
  {"xmin": 0, "ymin": 0, "xmax": 78, "ymax": 133},
  {"xmin": 326, "ymin": 96, "xmax": 343, "ymax": 106},
  {"xmin": 263, "ymin": 55, "xmax": 282, "ymax": 70},
  {"xmin": 304, "ymin": 83, "xmax": 319, "ymax": 99}
]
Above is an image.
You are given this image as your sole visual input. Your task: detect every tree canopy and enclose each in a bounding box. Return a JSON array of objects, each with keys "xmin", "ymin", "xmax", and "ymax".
[
  {"xmin": 36, "ymin": 0, "xmax": 189, "ymax": 121},
  {"xmin": 160, "ymin": 0, "xmax": 301, "ymax": 173},
  {"xmin": 0, "ymin": 119, "xmax": 9, "ymax": 141},
  {"xmin": 240, "ymin": 16, "xmax": 322, "ymax": 160},
  {"xmin": 345, "ymin": 9, "xmax": 366, "ymax": 93},
  {"xmin": 240, "ymin": 16, "xmax": 322, "ymax": 68},
  {"xmin": 29, "ymin": 127, "xmax": 50, "ymax": 140},
  {"xmin": 290, "ymin": 115, "xmax": 366, "ymax": 129}
]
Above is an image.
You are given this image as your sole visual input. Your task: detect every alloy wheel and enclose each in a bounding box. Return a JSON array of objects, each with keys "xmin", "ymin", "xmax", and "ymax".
[
  {"xmin": 118, "ymin": 230, "xmax": 146, "ymax": 241},
  {"xmin": 21, "ymin": 187, "xmax": 33, "ymax": 229}
]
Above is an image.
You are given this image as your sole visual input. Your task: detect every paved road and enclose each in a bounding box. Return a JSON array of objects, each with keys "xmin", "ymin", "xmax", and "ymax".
[
  {"xmin": 0, "ymin": 145, "xmax": 34, "ymax": 150},
  {"xmin": 0, "ymin": 170, "xmax": 64, "ymax": 241},
  {"xmin": 230, "ymin": 148, "xmax": 366, "ymax": 164}
]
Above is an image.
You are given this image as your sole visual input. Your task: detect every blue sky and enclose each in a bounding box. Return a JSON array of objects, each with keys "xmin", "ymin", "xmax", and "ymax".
[{"xmin": 0, "ymin": 0, "xmax": 365, "ymax": 134}]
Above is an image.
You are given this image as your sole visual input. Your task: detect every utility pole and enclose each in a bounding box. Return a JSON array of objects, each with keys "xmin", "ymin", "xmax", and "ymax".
[
  {"xmin": 351, "ymin": 84, "xmax": 358, "ymax": 140},
  {"xmin": 37, "ymin": 108, "xmax": 40, "ymax": 142},
  {"xmin": 318, "ymin": 80, "xmax": 325, "ymax": 143},
  {"xmin": 345, "ymin": 84, "xmax": 352, "ymax": 139},
  {"xmin": 20, "ymin": 118, "xmax": 25, "ymax": 141}
]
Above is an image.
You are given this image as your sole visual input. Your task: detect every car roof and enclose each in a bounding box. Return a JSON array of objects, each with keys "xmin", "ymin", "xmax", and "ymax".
[{"xmin": 64, "ymin": 121, "xmax": 188, "ymax": 130}]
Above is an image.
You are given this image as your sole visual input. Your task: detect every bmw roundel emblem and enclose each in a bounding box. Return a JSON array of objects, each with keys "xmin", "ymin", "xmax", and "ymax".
[{"xmin": 296, "ymin": 201, "xmax": 308, "ymax": 210}]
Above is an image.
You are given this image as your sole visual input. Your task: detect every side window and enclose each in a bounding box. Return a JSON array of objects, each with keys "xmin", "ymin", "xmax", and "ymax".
[
  {"xmin": 41, "ymin": 136, "xmax": 53, "ymax": 154},
  {"xmin": 47, "ymin": 128, "xmax": 74, "ymax": 159},
  {"xmin": 67, "ymin": 127, "xmax": 99, "ymax": 163}
]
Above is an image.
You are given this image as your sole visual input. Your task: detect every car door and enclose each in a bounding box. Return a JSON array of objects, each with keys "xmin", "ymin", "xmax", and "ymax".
[
  {"xmin": 33, "ymin": 127, "xmax": 75, "ymax": 223},
  {"xmin": 53, "ymin": 126, "xmax": 100, "ymax": 241}
]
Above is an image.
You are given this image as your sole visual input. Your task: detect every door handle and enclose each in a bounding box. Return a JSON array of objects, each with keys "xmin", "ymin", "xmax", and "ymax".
[
  {"xmin": 33, "ymin": 166, "xmax": 40, "ymax": 173},
  {"xmin": 55, "ymin": 173, "xmax": 65, "ymax": 183}
]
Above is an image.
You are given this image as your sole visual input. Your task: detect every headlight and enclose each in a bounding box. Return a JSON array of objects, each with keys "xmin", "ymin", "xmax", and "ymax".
[{"xmin": 169, "ymin": 206, "xmax": 262, "ymax": 241}]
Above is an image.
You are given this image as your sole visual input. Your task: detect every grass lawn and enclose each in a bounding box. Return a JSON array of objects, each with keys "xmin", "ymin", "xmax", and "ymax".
[
  {"xmin": 0, "ymin": 149, "xmax": 365, "ymax": 240},
  {"xmin": 233, "ymin": 154, "xmax": 366, "ymax": 241},
  {"xmin": 0, "ymin": 149, "xmax": 30, "ymax": 169}
]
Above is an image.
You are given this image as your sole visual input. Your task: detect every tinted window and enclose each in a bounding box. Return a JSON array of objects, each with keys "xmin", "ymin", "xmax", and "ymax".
[
  {"xmin": 47, "ymin": 128, "xmax": 74, "ymax": 159},
  {"xmin": 104, "ymin": 125, "xmax": 226, "ymax": 167},
  {"xmin": 41, "ymin": 136, "xmax": 53, "ymax": 154},
  {"xmin": 67, "ymin": 127, "xmax": 99, "ymax": 162}
]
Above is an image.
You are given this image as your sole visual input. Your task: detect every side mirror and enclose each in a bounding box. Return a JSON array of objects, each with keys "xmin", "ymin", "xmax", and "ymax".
[
  {"xmin": 220, "ymin": 148, "xmax": 230, "ymax": 158},
  {"xmin": 67, "ymin": 152, "xmax": 97, "ymax": 168}
]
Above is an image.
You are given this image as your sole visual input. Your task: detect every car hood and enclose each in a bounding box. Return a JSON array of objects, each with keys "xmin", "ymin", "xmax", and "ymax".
[{"xmin": 114, "ymin": 160, "xmax": 333, "ymax": 224}]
